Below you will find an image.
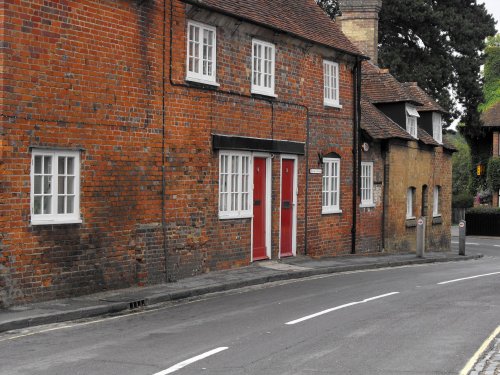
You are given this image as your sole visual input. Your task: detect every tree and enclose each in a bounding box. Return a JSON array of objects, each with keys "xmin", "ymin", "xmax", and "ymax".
[
  {"xmin": 479, "ymin": 34, "xmax": 500, "ymax": 113},
  {"xmin": 315, "ymin": 0, "xmax": 341, "ymax": 19},
  {"xmin": 377, "ymin": 0, "xmax": 496, "ymax": 137},
  {"xmin": 447, "ymin": 132, "xmax": 472, "ymax": 196}
]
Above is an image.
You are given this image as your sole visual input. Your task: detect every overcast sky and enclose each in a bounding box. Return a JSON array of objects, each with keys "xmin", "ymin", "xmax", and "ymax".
[{"xmin": 481, "ymin": 0, "xmax": 500, "ymax": 30}]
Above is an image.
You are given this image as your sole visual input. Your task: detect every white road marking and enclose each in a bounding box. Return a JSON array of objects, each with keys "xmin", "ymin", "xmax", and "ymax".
[
  {"xmin": 466, "ymin": 242, "xmax": 480, "ymax": 245},
  {"xmin": 494, "ymin": 245, "xmax": 500, "ymax": 248},
  {"xmin": 152, "ymin": 347, "xmax": 228, "ymax": 375},
  {"xmin": 438, "ymin": 271, "xmax": 500, "ymax": 285},
  {"xmin": 285, "ymin": 292, "xmax": 400, "ymax": 325},
  {"xmin": 459, "ymin": 326, "xmax": 500, "ymax": 375}
]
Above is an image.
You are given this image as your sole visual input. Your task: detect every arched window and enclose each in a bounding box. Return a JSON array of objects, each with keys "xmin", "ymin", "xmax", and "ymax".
[{"xmin": 421, "ymin": 185, "xmax": 428, "ymax": 217}]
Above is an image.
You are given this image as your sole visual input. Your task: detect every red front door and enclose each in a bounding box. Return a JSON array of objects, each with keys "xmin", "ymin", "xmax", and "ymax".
[
  {"xmin": 280, "ymin": 159, "xmax": 295, "ymax": 257},
  {"xmin": 252, "ymin": 157, "xmax": 268, "ymax": 260}
]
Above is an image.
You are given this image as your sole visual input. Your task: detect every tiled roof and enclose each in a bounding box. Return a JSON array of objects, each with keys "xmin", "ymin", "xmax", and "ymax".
[
  {"xmin": 402, "ymin": 82, "xmax": 447, "ymax": 113},
  {"xmin": 361, "ymin": 98, "xmax": 413, "ymax": 141},
  {"xmin": 182, "ymin": 0, "xmax": 364, "ymax": 57},
  {"xmin": 362, "ymin": 62, "xmax": 422, "ymax": 105},
  {"xmin": 481, "ymin": 102, "xmax": 500, "ymax": 128},
  {"xmin": 417, "ymin": 128, "xmax": 440, "ymax": 146}
]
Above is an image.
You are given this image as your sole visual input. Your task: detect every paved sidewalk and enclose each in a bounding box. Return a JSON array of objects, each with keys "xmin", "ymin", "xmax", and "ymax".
[{"xmin": 0, "ymin": 250, "xmax": 480, "ymax": 334}]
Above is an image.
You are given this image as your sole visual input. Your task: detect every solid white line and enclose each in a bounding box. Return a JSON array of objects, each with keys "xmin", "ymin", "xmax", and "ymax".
[
  {"xmin": 494, "ymin": 245, "xmax": 500, "ymax": 248},
  {"xmin": 466, "ymin": 242, "xmax": 480, "ymax": 245},
  {"xmin": 438, "ymin": 271, "xmax": 500, "ymax": 285},
  {"xmin": 459, "ymin": 326, "xmax": 500, "ymax": 375},
  {"xmin": 285, "ymin": 292, "xmax": 399, "ymax": 325},
  {"xmin": 152, "ymin": 347, "xmax": 228, "ymax": 375}
]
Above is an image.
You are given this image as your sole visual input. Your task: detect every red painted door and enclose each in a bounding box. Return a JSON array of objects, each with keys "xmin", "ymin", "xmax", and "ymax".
[
  {"xmin": 252, "ymin": 157, "xmax": 268, "ymax": 260},
  {"xmin": 280, "ymin": 159, "xmax": 295, "ymax": 257}
]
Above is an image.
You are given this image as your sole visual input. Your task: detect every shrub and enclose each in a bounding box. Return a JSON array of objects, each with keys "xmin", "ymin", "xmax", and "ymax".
[
  {"xmin": 452, "ymin": 193, "xmax": 474, "ymax": 208},
  {"xmin": 466, "ymin": 206, "xmax": 500, "ymax": 215},
  {"xmin": 487, "ymin": 156, "xmax": 500, "ymax": 191}
]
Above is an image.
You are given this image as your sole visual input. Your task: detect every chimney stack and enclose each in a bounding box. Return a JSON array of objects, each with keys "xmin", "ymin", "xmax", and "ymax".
[{"xmin": 337, "ymin": 0, "xmax": 382, "ymax": 63}]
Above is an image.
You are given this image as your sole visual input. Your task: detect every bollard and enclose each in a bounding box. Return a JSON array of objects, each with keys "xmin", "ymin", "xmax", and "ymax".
[
  {"xmin": 416, "ymin": 216, "xmax": 426, "ymax": 258},
  {"xmin": 459, "ymin": 220, "xmax": 466, "ymax": 256}
]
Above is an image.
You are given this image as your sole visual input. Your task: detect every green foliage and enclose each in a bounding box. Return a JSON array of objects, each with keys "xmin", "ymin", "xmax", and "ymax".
[
  {"xmin": 447, "ymin": 133, "xmax": 472, "ymax": 195},
  {"xmin": 480, "ymin": 34, "xmax": 500, "ymax": 112},
  {"xmin": 378, "ymin": 0, "xmax": 496, "ymax": 136},
  {"xmin": 487, "ymin": 157, "xmax": 500, "ymax": 190},
  {"xmin": 452, "ymin": 193, "xmax": 474, "ymax": 208},
  {"xmin": 466, "ymin": 206, "xmax": 500, "ymax": 215},
  {"xmin": 315, "ymin": 0, "xmax": 341, "ymax": 19}
]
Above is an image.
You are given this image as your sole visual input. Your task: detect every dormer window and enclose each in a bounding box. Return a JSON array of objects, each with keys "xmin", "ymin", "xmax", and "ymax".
[
  {"xmin": 432, "ymin": 112, "xmax": 443, "ymax": 144},
  {"xmin": 405, "ymin": 104, "xmax": 419, "ymax": 139}
]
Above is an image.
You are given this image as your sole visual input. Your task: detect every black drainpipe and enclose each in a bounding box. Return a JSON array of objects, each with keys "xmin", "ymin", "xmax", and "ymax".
[
  {"xmin": 351, "ymin": 57, "xmax": 361, "ymax": 254},
  {"xmin": 162, "ymin": 0, "xmax": 169, "ymax": 281}
]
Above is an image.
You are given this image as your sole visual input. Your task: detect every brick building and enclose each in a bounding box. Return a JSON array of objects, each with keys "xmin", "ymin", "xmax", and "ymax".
[
  {"xmin": 481, "ymin": 102, "xmax": 500, "ymax": 207},
  {"xmin": 339, "ymin": 0, "xmax": 455, "ymax": 253},
  {"xmin": 0, "ymin": 0, "xmax": 370, "ymax": 306}
]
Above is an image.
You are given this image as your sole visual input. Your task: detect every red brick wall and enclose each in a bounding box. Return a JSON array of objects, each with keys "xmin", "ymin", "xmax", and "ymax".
[
  {"xmin": 0, "ymin": 0, "xmax": 359, "ymax": 305},
  {"xmin": 0, "ymin": 0, "xmax": 166, "ymax": 306},
  {"xmin": 357, "ymin": 140, "xmax": 384, "ymax": 253}
]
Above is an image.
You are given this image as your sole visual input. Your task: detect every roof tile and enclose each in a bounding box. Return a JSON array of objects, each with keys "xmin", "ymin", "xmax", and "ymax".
[{"xmin": 183, "ymin": 0, "xmax": 364, "ymax": 56}]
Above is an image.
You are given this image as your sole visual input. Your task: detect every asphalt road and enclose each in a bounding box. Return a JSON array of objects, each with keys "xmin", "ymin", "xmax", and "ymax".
[{"xmin": 1, "ymin": 237, "xmax": 499, "ymax": 375}]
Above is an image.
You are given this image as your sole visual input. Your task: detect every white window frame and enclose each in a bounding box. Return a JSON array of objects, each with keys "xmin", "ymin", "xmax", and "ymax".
[
  {"xmin": 186, "ymin": 21, "xmax": 218, "ymax": 86},
  {"xmin": 407, "ymin": 187, "xmax": 416, "ymax": 219},
  {"xmin": 219, "ymin": 151, "xmax": 253, "ymax": 219},
  {"xmin": 406, "ymin": 104, "xmax": 419, "ymax": 139},
  {"xmin": 360, "ymin": 162, "xmax": 374, "ymax": 207},
  {"xmin": 433, "ymin": 185, "xmax": 441, "ymax": 217},
  {"xmin": 323, "ymin": 60, "xmax": 341, "ymax": 108},
  {"xmin": 30, "ymin": 149, "xmax": 81, "ymax": 225},
  {"xmin": 322, "ymin": 157, "xmax": 341, "ymax": 214},
  {"xmin": 251, "ymin": 39, "xmax": 276, "ymax": 97},
  {"xmin": 432, "ymin": 112, "xmax": 443, "ymax": 144}
]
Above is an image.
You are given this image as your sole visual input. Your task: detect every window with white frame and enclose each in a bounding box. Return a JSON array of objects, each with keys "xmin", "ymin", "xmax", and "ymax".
[
  {"xmin": 407, "ymin": 187, "xmax": 416, "ymax": 219},
  {"xmin": 251, "ymin": 39, "xmax": 275, "ymax": 96},
  {"xmin": 406, "ymin": 104, "xmax": 419, "ymax": 139},
  {"xmin": 186, "ymin": 21, "xmax": 217, "ymax": 84},
  {"xmin": 31, "ymin": 149, "xmax": 81, "ymax": 224},
  {"xmin": 433, "ymin": 185, "xmax": 441, "ymax": 216},
  {"xmin": 323, "ymin": 60, "xmax": 340, "ymax": 107},
  {"xmin": 219, "ymin": 151, "xmax": 252, "ymax": 219},
  {"xmin": 432, "ymin": 112, "xmax": 443, "ymax": 144},
  {"xmin": 360, "ymin": 162, "xmax": 374, "ymax": 207},
  {"xmin": 322, "ymin": 158, "xmax": 341, "ymax": 213}
]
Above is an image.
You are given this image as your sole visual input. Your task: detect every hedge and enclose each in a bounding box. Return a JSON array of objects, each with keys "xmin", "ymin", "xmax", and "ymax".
[
  {"xmin": 465, "ymin": 206, "xmax": 500, "ymax": 236},
  {"xmin": 487, "ymin": 156, "xmax": 500, "ymax": 191}
]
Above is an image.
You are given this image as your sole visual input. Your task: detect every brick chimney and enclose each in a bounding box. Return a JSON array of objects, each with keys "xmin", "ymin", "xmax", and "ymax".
[{"xmin": 337, "ymin": 0, "xmax": 382, "ymax": 63}]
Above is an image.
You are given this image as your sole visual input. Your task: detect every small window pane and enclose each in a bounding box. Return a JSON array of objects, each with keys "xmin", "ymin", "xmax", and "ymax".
[
  {"xmin": 34, "ymin": 196, "xmax": 42, "ymax": 214},
  {"xmin": 58, "ymin": 176, "xmax": 65, "ymax": 194},
  {"xmin": 34, "ymin": 156, "xmax": 42, "ymax": 174},
  {"xmin": 58, "ymin": 157, "xmax": 65, "ymax": 174},
  {"xmin": 58, "ymin": 196, "xmax": 65, "ymax": 214},
  {"xmin": 67, "ymin": 176, "xmax": 74, "ymax": 194},
  {"xmin": 43, "ymin": 156, "xmax": 52, "ymax": 174},
  {"xmin": 67, "ymin": 196, "xmax": 74, "ymax": 214},
  {"xmin": 43, "ymin": 176, "xmax": 52, "ymax": 194},
  {"xmin": 34, "ymin": 176, "xmax": 42, "ymax": 194},
  {"xmin": 43, "ymin": 196, "xmax": 52, "ymax": 214},
  {"xmin": 67, "ymin": 157, "xmax": 74, "ymax": 174}
]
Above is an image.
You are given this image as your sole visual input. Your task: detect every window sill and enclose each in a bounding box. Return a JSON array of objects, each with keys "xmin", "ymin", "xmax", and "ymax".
[
  {"xmin": 251, "ymin": 89, "xmax": 277, "ymax": 98},
  {"xmin": 405, "ymin": 218, "xmax": 417, "ymax": 228},
  {"xmin": 324, "ymin": 102, "xmax": 343, "ymax": 109},
  {"xmin": 432, "ymin": 215, "xmax": 442, "ymax": 225},
  {"xmin": 186, "ymin": 76, "xmax": 220, "ymax": 87},
  {"xmin": 322, "ymin": 209, "xmax": 342, "ymax": 215},
  {"xmin": 31, "ymin": 218, "xmax": 83, "ymax": 226},
  {"xmin": 359, "ymin": 203, "xmax": 375, "ymax": 208},
  {"xmin": 219, "ymin": 214, "xmax": 252, "ymax": 220}
]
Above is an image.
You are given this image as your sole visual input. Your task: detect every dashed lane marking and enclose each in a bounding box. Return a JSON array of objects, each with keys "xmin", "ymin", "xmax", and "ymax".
[
  {"xmin": 152, "ymin": 347, "xmax": 228, "ymax": 375},
  {"xmin": 285, "ymin": 292, "xmax": 400, "ymax": 325},
  {"xmin": 437, "ymin": 271, "xmax": 500, "ymax": 285}
]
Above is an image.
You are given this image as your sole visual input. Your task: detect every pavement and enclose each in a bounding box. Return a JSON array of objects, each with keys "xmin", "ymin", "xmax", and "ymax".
[{"xmin": 0, "ymin": 235, "xmax": 481, "ymax": 335}]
